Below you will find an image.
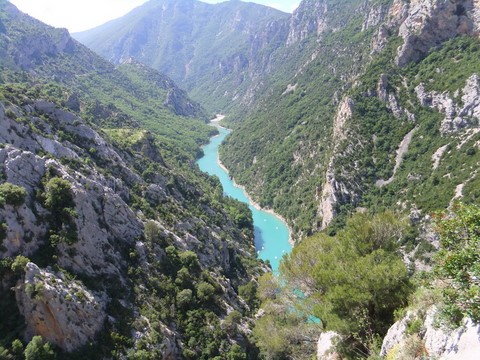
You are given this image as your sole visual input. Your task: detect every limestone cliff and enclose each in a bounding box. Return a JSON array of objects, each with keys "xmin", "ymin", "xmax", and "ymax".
[
  {"xmin": 381, "ymin": 306, "xmax": 480, "ymax": 359},
  {"xmin": 0, "ymin": 90, "xmax": 261, "ymax": 356},
  {"xmin": 0, "ymin": 4, "xmax": 263, "ymax": 357},
  {"xmin": 15, "ymin": 263, "xmax": 106, "ymax": 352}
]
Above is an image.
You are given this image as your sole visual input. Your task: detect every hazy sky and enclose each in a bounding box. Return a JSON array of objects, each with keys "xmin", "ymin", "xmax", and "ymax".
[{"xmin": 9, "ymin": 0, "xmax": 300, "ymax": 33}]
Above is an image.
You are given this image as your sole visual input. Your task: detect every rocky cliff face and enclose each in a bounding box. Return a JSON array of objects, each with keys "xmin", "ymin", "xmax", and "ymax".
[
  {"xmin": 394, "ymin": 0, "xmax": 480, "ymax": 66},
  {"xmin": 0, "ymin": 84, "xmax": 261, "ymax": 356},
  {"xmin": 381, "ymin": 306, "xmax": 480, "ymax": 359},
  {"xmin": 15, "ymin": 263, "xmax": 107, "ymax": 352},
  {"xmin": 415, "ymin": 74, "xmax": 480, "ymax": 133},
  {"xmin": 0, "ymin": 3, "xmax": 263, "ymax": 357}
]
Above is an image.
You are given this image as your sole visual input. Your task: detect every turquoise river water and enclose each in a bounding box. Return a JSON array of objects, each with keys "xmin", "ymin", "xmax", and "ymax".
[{"xmin": 197, "ymin": 126, "xmax": 291, "ymax": 272}]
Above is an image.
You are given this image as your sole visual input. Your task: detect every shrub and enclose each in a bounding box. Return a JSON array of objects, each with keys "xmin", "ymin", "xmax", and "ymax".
[
  {"xmin": 238, "ymin": 281, "xmax": 258, "ymax": 310},
  {"xmin": 24, "ymin": 336, "xmax": 56, "ymax": 360},
  {"xmin": 434, "ymin": 203, "xmax": 480, "ymax": 322},
  {"xmin": 179, "ymin": 250, "xmax": 199, "ymax": 270},
  {"xmin": 176, "ymin": 289, "xmax": 193, "ymax": 309},
  {"xmin": 144, "ymin": 221, "xmax": 162, "ymax": 245},
  {"xmin": 0, "ymin": 182, "xmax": 27, "ymax": 207},
  {"xmin": 43, "ymin": 177, "xmax": 75, "ymax": 212},
  {"xmin": 196, "ymin": 282, "xmax": 215, "ymax": 303},
  {"xmin": 11, "ymin": 255, "xmax": 30, "ymax": 273}
]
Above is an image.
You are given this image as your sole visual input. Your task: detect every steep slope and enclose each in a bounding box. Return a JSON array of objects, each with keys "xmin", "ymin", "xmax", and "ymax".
[
  {"xmin": 73, "ymin": 0, "xmax": 290, "ymax": 113},
  {"xmin": 0, "ymin": 3, "xmax": 264, "ymax": 358},
  {"xmin": 0, "ymin": 1, "xmax": 211, "ymax": 162},
  {"xmin": 222, "ymin": 0, "xmax": 480, "ymax": 239},
  {"xmin": 222, "ymin": 0, "xmax": 393, "ymax": 237}
]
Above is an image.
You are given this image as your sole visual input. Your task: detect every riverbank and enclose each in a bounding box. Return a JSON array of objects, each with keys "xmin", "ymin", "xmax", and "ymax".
[
  {"xmin": 209, "ymin": 121, "xmax": 294, "ymax": 247},
  {"xmin": 198, "ymin": 124, "xmax": 292, "ymax": 271}
]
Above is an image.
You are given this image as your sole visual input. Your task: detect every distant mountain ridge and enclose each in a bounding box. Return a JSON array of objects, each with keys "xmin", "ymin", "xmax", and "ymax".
[{"xmin": 73, "ymin": 0, "xmax": 290, "ymax": 113}]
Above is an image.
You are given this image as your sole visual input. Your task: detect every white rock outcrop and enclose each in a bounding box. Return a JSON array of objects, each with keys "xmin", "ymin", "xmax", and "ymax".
[
  {"xmin": 395, "ymin": 0, "xmax": 478, "ymax": 66},
  {"xmin": 317, "ymin": 331, "xmax": 339, "ymax": 360},
  {"xmin": 15, "ymin": 262, "xmax": 106, "ymax": 352},
  {"xmin": 415, "ymin": 74, "xmax": 480, "ymax": 134},
  {"xmin": 381, "ymin": 306, "xmax": 480, "ymax": 359}
]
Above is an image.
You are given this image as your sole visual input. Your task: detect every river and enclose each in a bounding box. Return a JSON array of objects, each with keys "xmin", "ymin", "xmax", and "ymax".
[{"xmin": 197, "ymin": 125, "xmax": 291, "ymax": 272}]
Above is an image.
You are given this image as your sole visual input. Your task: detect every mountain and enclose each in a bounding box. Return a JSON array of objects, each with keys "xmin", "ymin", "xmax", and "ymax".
[
  {"xmin": 3, "ymin": 0, "xmax": 480, "ymax": 358},
  {"xmin": 74, "ymin": 0, "xmax": 480, "ymax": 356},
  {"xmin": 0, "ymin": 2, "xmax": 264, "ymax": 358},
  {"xmin": 81, "ymin": 0, "xmax": 480, "ymax": 239},
  {"xmin": 73, "ymin": 0, "xmax": 290, "ymax": 113},
  {"xmin": 0, "ymin": 0, "xmax": 211, "ymax": 162},
  {"xmin": 221, "ymin": 0, "xmax": 480, "ymax": 239}
]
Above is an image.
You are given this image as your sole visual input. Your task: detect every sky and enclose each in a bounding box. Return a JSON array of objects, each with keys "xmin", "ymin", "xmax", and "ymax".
[{"xmin": 8, "ymin": 0, "xmax": 300, "ymax": 33}]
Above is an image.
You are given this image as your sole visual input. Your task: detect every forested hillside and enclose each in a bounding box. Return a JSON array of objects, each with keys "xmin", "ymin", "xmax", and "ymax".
[
  {"xmin": 222, "ymin": 0, "xmax": 480, "ymax": 240},
  {"xmin": 74, "ymin": 0, "xmax": 290, "ymax": 113},
  {"xmin": 0, "ymin": 2, "xmax": 264, "ymax": 358},
  {"xmin": 2, "ymin": 0, "xmax": 480, "ymax": 358}
]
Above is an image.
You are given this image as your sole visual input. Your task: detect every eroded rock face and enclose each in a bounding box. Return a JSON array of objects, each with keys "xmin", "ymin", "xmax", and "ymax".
[
  {"xmin": 395, "ymin": 0, "xmax": 480, "ymax": 66},
  {"xmin": 317, "ymin": 97, "xmax": 354, "ymax": 229},
  {"xmin": 381, "ymin": 306, "xmax": 480, "ymax": 358},
  {"xmin": 15, "ymin": 263, "xmax": 106, "ymax": 352},
  {"xmin": 287, "ymin": 0, "xmax": 328, "ymax": 45},
  {"xmin": 415, "ymin": 74, "xmax": 480, "ymax": 133},
  {"xmin": 317, "ymin": 331, "xmax": 340, "ymax": 360}
]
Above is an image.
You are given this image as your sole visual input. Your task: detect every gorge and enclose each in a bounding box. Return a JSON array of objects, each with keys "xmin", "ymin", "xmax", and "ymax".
[
  {"xmin": 197, "ymin": 121, "xmax": 291, "ymax": 272},
  {"xmin": 1, "ymin": 0, "xmax": 480, "ymax": 358}
]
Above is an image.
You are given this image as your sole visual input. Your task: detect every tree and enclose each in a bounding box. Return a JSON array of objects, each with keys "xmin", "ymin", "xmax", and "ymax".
[
  {"xmin": 227, "ymin": 344, "xmax": 247, "ymax": 360},
  {"xmin": 434, "ymin": 203, "xmax": 480, "ymax": 322},
  {"xmin": 176, "ymin": 289, "xmax": 193, "ymax": 309},
  {"xmin": 144, "ymin": 221, "xmax": 162, "ymax": 246},
  {"xmin": 43, "ymin": 177, "xmax": 75, "ymax": 212},
  {"xmin": 24, "ymin": 336, "xmax": 56, "ymax": 360},
  {"xmin": 278, "ymin": 212, "xmax": 411, "ymax": 354},
  {"xmin": 0, "ymin": 182, "xmax": 27, "ymax": 207},
  {"xmin": 238, "ymin": 281, "xmax": 258, "ymax": 310},
  {"xmin": 196, "ymin": 282, "xmax": 215, "ymax": 303},
  {"xmin": 11, "ymin": 255, "xmax": 30, "ymax": 273}
]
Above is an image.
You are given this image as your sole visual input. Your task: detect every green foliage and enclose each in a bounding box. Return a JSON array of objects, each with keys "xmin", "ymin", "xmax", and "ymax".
[
  {"xmin": 24, "ymin": 336, "xmax": 56, "ymax": 360},
  {"xmin": 11, "ymin": 255, "xmax": 29, "ymax": 273},
  {"xmin": 0, "ymin": 182, "xmax": 27, "ymax": 207},
  {"xmin": 43, "ymin": 177, "xmax": 74, "ymax": 212},
  {"xmin": 196, "ymin": 282, "xmax": 216, "ymax": 303},
  {"xmin": 0, "ymin": 222, "xmax": 7, "ymax": 242},
  {"xmin": 269, "ymin": 212, "xmax": 412, "ymax": 357},
  {"xmin": 238, "ymin": 281, "xmax": 258, "ymax": 310},
  {"xmin": 74, "ymin": 0, "xmax": 289, "ymax": 114},
  {"xmin": 143, "ymin": 221, "xmax": 162, "ymax": 246},
  {"xmin": 0, "ymin": 5, "xmax": 265, "ymax": 358},
  {"xmin": 177, "ymin": 289, "xmax": 194, "ymax": 309},
  {"xmin": 179, "ymin": 251, "xmax": 200, "ymax": 271},
  {"xmin": 226, "ymin": 344, "xmax": 247, "ymax": 360},
  {"xmin": 434, "ymin": 203, "xmax": 480, "ymax": 323},
  {"xmin": 220, "ymin": 0, "xmax": 379, "ymax": 237}
]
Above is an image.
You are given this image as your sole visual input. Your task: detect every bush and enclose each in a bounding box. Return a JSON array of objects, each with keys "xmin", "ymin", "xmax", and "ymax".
[
  {"xmin": 238, "ymin": 281, "xmax": 258, "ymax": 310},
  {"xmin": 0, "ymin": 182, "xmax": 27, "ymax": 207},
  {"xmin": 176, "ymin": 289, "xmax": 193, "ymax": 309},
  {"xmin": 278, "ymin": 212, "xmax": 412, "ymax": 355},
  {"xmin": 24, "ymin": 336, "xmax": 56, "ymax": 360},
  {"xmin": 11, "ymin": 255, "xmax": 30, "ymax": 273},
  {"xmin": 43, "ymin": 177, "xmax": 75, "ymax": 212},
  {"xmin": 434, "ymin": 203, "xmax": 480, "ymax": 322},
  {"xmin": 196, "ymin": 282, "xmax": 216, "ymax": 303},
  {"xmin": 144, "ymin": 221, "xmax": 162, "ymax": 245}
]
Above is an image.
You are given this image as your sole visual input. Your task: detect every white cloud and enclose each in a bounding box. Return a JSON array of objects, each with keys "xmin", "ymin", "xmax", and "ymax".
[{"xmin": 9, "ymin": 0, "xmax": 148, "ymax": 32}]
